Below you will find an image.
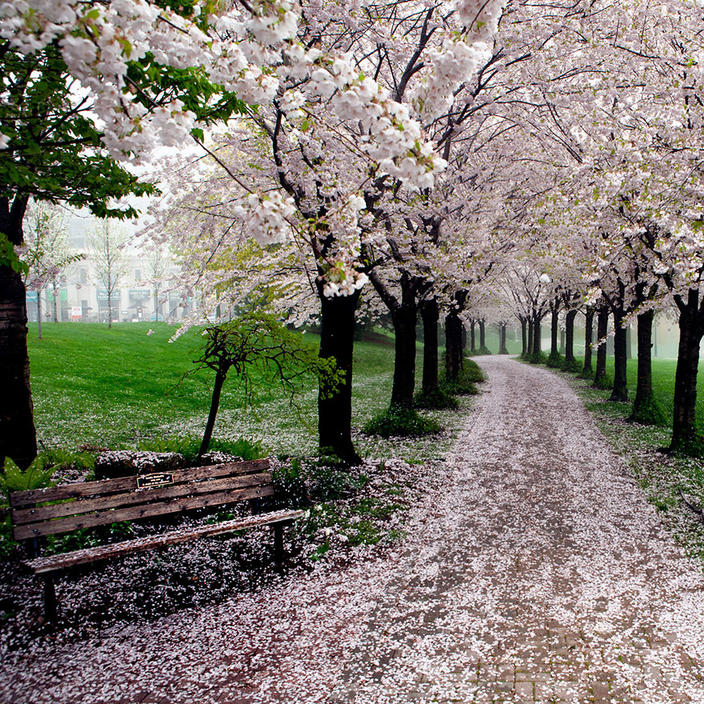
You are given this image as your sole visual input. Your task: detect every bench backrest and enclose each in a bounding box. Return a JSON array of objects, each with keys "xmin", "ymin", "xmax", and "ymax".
[{"xmin": 10, "ymin": 459, "xmax": 273, "ymax": 540}]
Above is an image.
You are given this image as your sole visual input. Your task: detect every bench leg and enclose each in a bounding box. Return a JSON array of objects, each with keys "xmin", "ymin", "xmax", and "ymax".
[
  {"xmin": 273, "ymin": 523, "xmax": 284, "ymax": 569},
  {"xmin": 43, "ymin": 576, "xmax": 58, "ymax": 623}
]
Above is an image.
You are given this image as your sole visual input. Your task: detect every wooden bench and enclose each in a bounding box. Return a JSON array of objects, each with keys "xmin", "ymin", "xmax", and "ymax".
[{"xmin": 9, "ymin": 458, "xmax": 304, "ymax": 621}]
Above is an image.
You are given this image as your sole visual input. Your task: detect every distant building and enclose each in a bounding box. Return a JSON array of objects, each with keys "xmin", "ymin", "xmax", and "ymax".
[{"xmin": 25, "ymin": 210, "xmax": 190, "ymax": 323}]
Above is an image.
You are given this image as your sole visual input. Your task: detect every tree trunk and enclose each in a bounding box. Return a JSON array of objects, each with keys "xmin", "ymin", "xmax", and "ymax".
[
  {"xmin": 499, "ymin": 324, "xmax": 509, "ymax": 354},
  {"xmin": 52, "ymin": 280, "xmax": 59, "ymax": 322},
  {"xmin": 531, "ymin": 316, "xmax": 542, "ymax": 358},
  {"xmin": 36, "ymin": 288, "xmax": 43, "ymax": 341},
  {"xmin": 390, "ymin": 302, "xmax": 417, "ymax": 409},
  {"xmin": 582, "ymin": 308, "xmax": 594, "ymax": 376},
  {"xmin": 445, "ymin": 311, "xmax": 464, "ymax": 380},
  {"xmin": 610, "ymin": 308, "xmax": 629, "ymax": 402},
  {"xmin": 199, "ymin": 368, "xmax": 227, "ymax": 456},
  {"xmin": 550, "ymin": 308, "xmax": 559, "ymax": 357},
  {"xmin": 671, "ymin": 290, "xmax": 703, "ymax": 451},
  {"xmin": 107, "ymin": 290, "xmax": 113, "ymax": 328},
  {"xmin": 0, "ymin": 195, "xmax": 36, "ymax": 469},
  {"xmin": 154, "ymin": 289, "xmax": 159, "ymax": 323},
  {"xmin": 520, "ymin": 317, "xmax": 527, "ymax": 357},
  {"xmin": 626, "ymin": 324, "xmax": 632, "ymax": 360},
  {"xmin": 630, "ymin": 309, "xmax": 662, "ymax": 425},
  {"xmin": 564, "ymin": 310, "xmax": 577, "ymax": 364},
  {"xmin": 479, "ymin": 320, "xmax": 487, "ymax": 351},
  {"xmin": 421, "ymin": 298, "xmax": 439, "ymax": 396},
  {"xmin": 469, "ymin": 320, "xmax": 476, "ymax": 353},
  {"xmin": 317, "ymin": 288, "xmax": 361, "ymax": 464},
  {"xmin": 593, "ymin": 307, "xmax": 608, "ymax": 388},
  {"xmin": 527, "ymin": 317, "xmax": 534, "ymax": 357}
]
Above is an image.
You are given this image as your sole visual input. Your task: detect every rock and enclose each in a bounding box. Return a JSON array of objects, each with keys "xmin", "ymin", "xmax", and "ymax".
[{"xmin": 94, "ymin": 451, "xmax": 185, "ymax": 480}]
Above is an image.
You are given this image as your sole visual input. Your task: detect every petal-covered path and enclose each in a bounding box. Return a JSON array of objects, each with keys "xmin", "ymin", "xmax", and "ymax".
[{"xmin": 3, "ymin": 357, "xmax": 704, "ymax": 703}]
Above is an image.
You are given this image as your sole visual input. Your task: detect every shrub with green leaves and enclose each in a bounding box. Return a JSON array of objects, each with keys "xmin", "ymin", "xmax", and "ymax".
[
  {"xmin": 414, "ymin": 389, "xmax": 459, "ymax": 410},
  {"xmin": 364, "ymin": 406, "xmax": 441, "ymax": 438}
]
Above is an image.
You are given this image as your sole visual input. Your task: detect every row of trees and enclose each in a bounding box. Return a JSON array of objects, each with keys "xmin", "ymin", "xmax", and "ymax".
[{"xmin": 5, "ymin": 0, "xmax": 704, "ymax": 467}]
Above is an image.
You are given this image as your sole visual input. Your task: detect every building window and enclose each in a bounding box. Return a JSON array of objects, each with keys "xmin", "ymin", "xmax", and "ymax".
[{"xmin": 134, "ymin": 268, "xmax": 142, "ymax": 282}]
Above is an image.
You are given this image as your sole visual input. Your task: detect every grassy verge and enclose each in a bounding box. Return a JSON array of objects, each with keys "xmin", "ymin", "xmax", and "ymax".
[{"xmin": 26, "ymin": 322, "xmax": 471, "ymax": 464}]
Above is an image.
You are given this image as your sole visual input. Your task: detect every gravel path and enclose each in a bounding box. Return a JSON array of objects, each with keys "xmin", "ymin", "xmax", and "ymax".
[{"xmin": 3, "ymin": 356, "xmax": 704, "ymax": 703}]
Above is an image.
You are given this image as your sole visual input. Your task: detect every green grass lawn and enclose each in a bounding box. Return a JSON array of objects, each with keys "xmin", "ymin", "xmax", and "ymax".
[
  {"xmin": 26, "ymin": 322, "xmax": 470, "ymax": 462},
  {"xmin": 575, "ymin": 356, "xmax": 704, "ymax": 427}
]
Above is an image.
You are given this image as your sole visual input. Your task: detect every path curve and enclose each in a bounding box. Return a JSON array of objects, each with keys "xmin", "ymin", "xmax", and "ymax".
[{"xmin": 3, "ymin": 357, "xmax": 704, "ymax": 703}]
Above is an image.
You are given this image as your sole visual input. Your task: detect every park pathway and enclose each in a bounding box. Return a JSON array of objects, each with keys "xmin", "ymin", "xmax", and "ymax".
[{"xmin": 3, "ymin": 357, "xmax": 704, "ymax": 703}]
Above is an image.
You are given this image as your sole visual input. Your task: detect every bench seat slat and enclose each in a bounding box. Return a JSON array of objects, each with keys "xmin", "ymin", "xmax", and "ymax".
[
  {"xmin": 13, "ymin": 484, "xmax": 275, "ymax": 540},
  {"xmin": 26, "ymin": 509, "xmax": 306, "ymax": 575},
  {"xmin": 10, "ymin": 459, "xmax": 270, "ymax": 507},
  {"xmin": 12, "ymin": 472, "xmax": 272, "ymax": 525}
]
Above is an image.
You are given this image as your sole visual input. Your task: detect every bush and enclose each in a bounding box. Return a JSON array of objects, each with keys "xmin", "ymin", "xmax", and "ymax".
[
  {"xmin": 629, "ymin": 395, "xmax": 667, "ymax": 426},
  {"xmin": 561, "ymin": 358, "xmax": 582, "ymax": 373},
  {"xmin": 414, "ymin": 389, "xmax": 459, "ymax": 410},
  {"xmin": 546, "ymin": 352, "xmax": 563, "ymax": 368},
  {"xmin": 525, "ymin": 352, "xmax": 547, "ymax": 365},
  {"xmin": 593, "ymin": 374, "xmax": 613, "ymax": 390},
  {"xmin": 363, "ymin": 406, "xmax": 441, "ymax": 438}
]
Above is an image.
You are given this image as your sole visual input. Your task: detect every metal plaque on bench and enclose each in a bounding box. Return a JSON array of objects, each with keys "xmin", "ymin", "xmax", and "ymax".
[{"xmin": 137, "ymin": 473, "xmax": 174, "ymax": 490}]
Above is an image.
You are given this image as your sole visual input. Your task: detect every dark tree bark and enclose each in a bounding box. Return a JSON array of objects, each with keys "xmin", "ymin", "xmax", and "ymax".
[
  {"xmin": 531, "ymin": 316, "xmax": 542, "ymax": 357},
  {"xmin": 520, "ymin": 317, "xmax": 527, "ymax": 357},
  {"xmin": 549, "ymin": 306, "xmax": 559, "ymax": 358},
  {"xmin": 199, "ymin": 368, "xmax": 227, "ymax": 456},
  {"xmin": 593, "ymin": 306, "xmax": 609, "ymax": 388},
  {"xmin": 317, "ymin": 287, "xmax": 362, "ymax": 464},
  {"xmin": 630, "ymin": 309, "xmax": 661, "ymax": 424},
  {"xmin": 390, "ymin": 300, "xmax": 417, "ymax": 408},
  {"xmin": 445, "ymin": 311, "xmax": 464, "ymax": 380},
  {"xmin": 499, "ymin": 323, "xmax": 509, "ymax": 354},
  {"xmin": 582, "ymin": 308, "xmax": 594, "ymax": 376},
  {"xmin": 564, "ymin": 309, "xmax": 578, "ymax": 365},
  {"xmin": 479, "ymin": 319, "xmax": 487, "ymax": 351},
  {"xmin": 369, "ymin": 271, "xmax": 423, "ymax": 410},
  {"xmin": 527, "ymin": 317, "xmax": 534, "ymax": 357},
  {"xmin": 610, "ymin": 307, "xmax": 629, "ymax": 402},
  {"xmin": 420, "ymin": 298, "xmax": 439, "ymax": 396},
  {"xmin": 469, "ymin": 320, "xmax": 476, "ymax": 353},
  {"xmin": 671, "ymin": 289, "xmax": 704, "ymax": 451},
  {"xmin": 0, "ymin": 195, "xmax": 36, "ymax": 470}
]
